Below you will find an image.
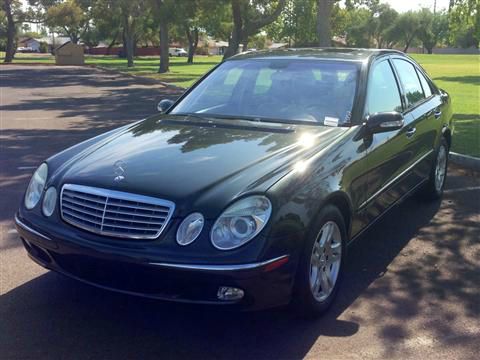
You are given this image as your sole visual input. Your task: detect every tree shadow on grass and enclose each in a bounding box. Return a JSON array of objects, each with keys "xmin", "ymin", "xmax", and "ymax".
[
  {"xmin": 434, "ymin": 75, "xmax": 480, "ymax": 85},
  {"xmin": 453, "ymin": 114, "xmax": 479, "ymax": 121}
]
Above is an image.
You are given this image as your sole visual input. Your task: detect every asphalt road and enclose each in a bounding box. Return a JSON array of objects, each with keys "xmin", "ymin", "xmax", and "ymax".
[{"xmin": 1, "ymin": 65, "xmax": 479, "ymax": 360}]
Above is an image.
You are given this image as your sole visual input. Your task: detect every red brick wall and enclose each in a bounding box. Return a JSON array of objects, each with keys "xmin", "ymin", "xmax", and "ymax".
[{"xmin": 87, "ymin": 47, "xmax": 162, "ymax": 56}]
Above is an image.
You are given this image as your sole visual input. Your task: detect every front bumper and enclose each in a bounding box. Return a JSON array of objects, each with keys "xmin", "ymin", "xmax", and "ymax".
[{"xmin": 15, "ymin": 214, "xmax": 294, "ymax": 310}]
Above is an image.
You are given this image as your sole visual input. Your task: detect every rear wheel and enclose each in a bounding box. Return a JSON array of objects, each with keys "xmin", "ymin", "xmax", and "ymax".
[
  {"xmin": 292, "ymin": 205, "xmax": 346, "ymax": 317},
  {"xmin": 419, "ymin": 137, "xmax": 449, "ymax": 200}
]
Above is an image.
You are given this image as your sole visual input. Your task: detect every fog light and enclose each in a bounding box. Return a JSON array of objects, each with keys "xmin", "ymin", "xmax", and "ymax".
[
  {"xmin": 217, "ymin": 286, "xmax": 244, "ymax": 301},
  {"xmin": 42, "ymin": 186, "xmax": 57, "ymax": 217}
]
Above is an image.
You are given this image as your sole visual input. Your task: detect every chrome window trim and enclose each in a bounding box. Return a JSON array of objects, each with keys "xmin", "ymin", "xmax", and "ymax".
[
  {"xmin": 359, "ymin": 149, "xmax": 434, "ymax": 209},
  {"xmin": 60, "ymin": 184, "xmax": 175, "ymax": 240},
  {"xmin": 15, "ymin": 214, "xmax": 52, "ymax": 242},
  {"xmin": 149, "ymin": 255, "xmax": 289, "ymax": 272}
]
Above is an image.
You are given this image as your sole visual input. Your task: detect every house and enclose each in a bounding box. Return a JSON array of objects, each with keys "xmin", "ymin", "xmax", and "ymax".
[
  {"xmin": 17, "ymin": 38, "xmax": 40, "ymax": 52},
  {"xmin": 268, "ymin": 42, "xmax": 288, "ymax": 50},
  {"xmin": 39, "ymin": 36, "xmax": 71, "ymax": 53},
  {"xmin": 208, "ymin": 40, "xmax": 229, "ymax": 56},
  {"xmin": 55, "ymin": 41, "xmax": 84, "ymax": 65}
]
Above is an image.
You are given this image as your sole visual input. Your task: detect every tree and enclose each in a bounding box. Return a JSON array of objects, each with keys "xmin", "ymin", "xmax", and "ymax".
[
  {"xmin": 106, "ymin": 0, "xmax": 148, "ymax": 67},
  {"xmin": 448, "ymin": 0, "xmax": 479, "ymax": 48},
  {"xmin": 342, "ymin": 7, "xmax": 372, "ymax": 47},
  {"xmin": 223, "ymin": 0, "xmax": 286, "ymax": 59},
  {"xmin": 370, "ymin": 3, "xmax": 398, "ymax": 48},
  {"xmin": 45, "ymin": 0, "xmax": 89, "ymax": 44},
  {"xmin": 172, "ymin": 0, "xmax": 204, "ymax": 64},
  {"xmin": 200, "ymin": 0, "xmax": 232, "ymax": 42},
  {"xmin": 1, "ymin": 0, "xmax": 23, "ymax": 63},
  {"xmin": 90, "ymin": 0, "xmax": 123, "ymax": 54},
  {"xmin": 150, "ymin": 0, "xmax": 177, "ymax": 73},
  {"xmin": 389, "ymin": 11, "xmax": 422, "ymax": 52},
  {"xmin": 316, "ymin": 0, "xmax": 336, "ymax": 46},
  {"xmin": 266, "ymin": 0, "xmax": 318, "ymax": 46},
  {"xmin": 418, "ymin": 9, "xmax": 448, "ymax": 53}
]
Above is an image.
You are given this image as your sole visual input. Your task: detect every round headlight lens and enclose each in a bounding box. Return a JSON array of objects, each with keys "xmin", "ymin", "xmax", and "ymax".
[
  {"xmin": 42, "ymin": 187, "xmax": 57, "ymax": 217},
  {"xmin": 211, "ymin": 196, "xmax": 272, "ymax": 250},
  {"xmin": 176, "ymin": 212, "xmax": 204, "ymax": 246},
  {"xmin": 24, "ymin": 163, "xmax": 48, "ymax": 210}
]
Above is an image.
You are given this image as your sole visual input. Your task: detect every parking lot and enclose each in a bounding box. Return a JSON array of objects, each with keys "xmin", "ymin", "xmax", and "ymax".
[{"xmin": 1, "ymin": 65, "xmax": 479, "ymax": 359}]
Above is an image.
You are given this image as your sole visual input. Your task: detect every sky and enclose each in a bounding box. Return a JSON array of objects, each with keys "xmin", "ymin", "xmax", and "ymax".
[
  {"xmin": 380, "ymin": 0, "xmax": 450, "ymax": 13},
  {"xmin": 21, "ymin": 0, "xmax": 451, "ymax": 13}
]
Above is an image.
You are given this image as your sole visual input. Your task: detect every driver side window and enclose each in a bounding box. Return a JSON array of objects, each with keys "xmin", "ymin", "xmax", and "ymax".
[{"xmin": 367, "ymin": 60, "xmax": 403, "ymax": 115}]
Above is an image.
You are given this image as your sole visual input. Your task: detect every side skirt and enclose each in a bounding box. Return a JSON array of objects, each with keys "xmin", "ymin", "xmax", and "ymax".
[{"xmin": 347, "ymin": 177, "xmax": 428, "ymax": 246}]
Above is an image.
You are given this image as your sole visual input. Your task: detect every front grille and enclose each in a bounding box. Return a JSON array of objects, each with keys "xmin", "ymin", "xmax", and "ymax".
[{"xmin": 60, "ymin": 184, "xmax": 175, "ymax": 239}]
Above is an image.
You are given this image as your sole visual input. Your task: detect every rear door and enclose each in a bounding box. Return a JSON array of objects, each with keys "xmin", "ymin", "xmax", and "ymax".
[{"xmin": 391, "ymin": 58, "xmax": 440, "ymax": 182}]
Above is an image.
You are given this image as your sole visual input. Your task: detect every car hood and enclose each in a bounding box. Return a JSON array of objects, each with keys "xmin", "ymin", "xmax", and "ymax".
[{"xmin": 57, "ymin": 115, "xmax": 346, "ymax": 217}]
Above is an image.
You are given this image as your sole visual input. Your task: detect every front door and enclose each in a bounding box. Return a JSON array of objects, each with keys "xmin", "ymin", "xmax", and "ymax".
[{"xmin": 361, "ymin": 58, "xmax": 414, "ymax": 221}]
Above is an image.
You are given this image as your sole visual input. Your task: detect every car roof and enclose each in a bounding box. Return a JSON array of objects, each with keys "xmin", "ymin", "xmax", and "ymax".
[{"xmin": 229, "ymin": 47, "xmax": 404, "ymax": 62}]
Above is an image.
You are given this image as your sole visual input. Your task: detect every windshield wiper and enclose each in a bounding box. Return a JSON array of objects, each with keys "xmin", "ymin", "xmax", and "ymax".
[
  {"xmin": 203, "ymin": 113, "xmax": 323, "ymax": 127},
  {"xmin": 168, "ymin": 112, "xmax": 214, "ymax": 121},
  {"xmin": 169, "ymin": 112, "xmax": 323, "ymax": 127}
]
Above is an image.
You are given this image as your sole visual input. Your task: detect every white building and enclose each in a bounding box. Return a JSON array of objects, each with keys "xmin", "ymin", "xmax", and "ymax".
[{"xmin": 17, "ymin": 38, "xmax": 41, "ymax": 52}]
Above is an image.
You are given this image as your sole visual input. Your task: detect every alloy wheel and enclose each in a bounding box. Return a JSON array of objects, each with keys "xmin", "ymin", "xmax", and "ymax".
[
  {"xmin": 309, "ymin": 221, "xmax": 342, "ymax": 302},
  {"xmin": 435, "ymin": 144, "xmax": 447, "ymax": 192}
]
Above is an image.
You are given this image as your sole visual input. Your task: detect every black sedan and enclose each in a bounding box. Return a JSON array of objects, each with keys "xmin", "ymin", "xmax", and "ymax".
[{"xmin": 15, "ymin": 48, "xmax": 452, "ymax": 314}]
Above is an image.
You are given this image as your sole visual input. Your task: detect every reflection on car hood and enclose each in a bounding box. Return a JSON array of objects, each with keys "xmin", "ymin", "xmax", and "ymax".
[{"xmin": 59, "ymin": 115, "xmax": 346, "ymax": 216}]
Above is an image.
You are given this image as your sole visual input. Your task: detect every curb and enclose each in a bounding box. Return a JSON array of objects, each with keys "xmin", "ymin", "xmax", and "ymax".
[{"xmin": 450, "ymin": 152, "xmax": 480, "ymax": 171}]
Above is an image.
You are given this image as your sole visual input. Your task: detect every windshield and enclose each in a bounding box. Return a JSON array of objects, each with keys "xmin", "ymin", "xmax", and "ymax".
[{"xmin": 171, "ymin": 59, "xmax": 359, "ymax": 126}]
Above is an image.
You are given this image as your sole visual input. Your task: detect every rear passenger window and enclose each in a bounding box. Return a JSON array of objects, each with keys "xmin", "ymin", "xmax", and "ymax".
[
  {"xmin": 367, "ymin": 60, "xmax": 403, "ymax": 114},
  {"xmin": 417, "ymin": 70, "xmax": 433, "ymax": 98},
  {"xmin": 392, "ymin": 59, "xmax": 425, "ymax": 108}
]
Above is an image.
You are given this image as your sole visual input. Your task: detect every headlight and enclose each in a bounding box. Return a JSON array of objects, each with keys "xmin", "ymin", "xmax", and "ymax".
[
  {"xmin": 211, "ymin": 196, "xmax": 272, "ymax": 250},
  {"xmin": 42, "ymin": 187, "xmax": 57, "ymax": 217},
  {"xmin": 24, "ymin": 163, "xmax": 48, "ymax": 210},
  {"xmin": 176, "ymin": 212, "xmax": 204, "ymax": 246}
]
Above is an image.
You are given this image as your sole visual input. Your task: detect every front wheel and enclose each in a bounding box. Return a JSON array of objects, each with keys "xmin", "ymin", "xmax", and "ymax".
[
  {"xmin": 292, "ymin": 205, "xmax": 346, "ymax": 317},
  {"xmin": 419, "ymin": 137, "xmax": 449, "ymax": 200}
]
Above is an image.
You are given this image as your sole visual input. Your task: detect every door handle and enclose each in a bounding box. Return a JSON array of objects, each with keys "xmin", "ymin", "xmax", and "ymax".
[
  {"xmin": 434, "ymin": 110, "xmax": 442, "ymax": 119},
  {"xmin": 406, "ymin": 127, "xmax": 416, "ymax": 138}
]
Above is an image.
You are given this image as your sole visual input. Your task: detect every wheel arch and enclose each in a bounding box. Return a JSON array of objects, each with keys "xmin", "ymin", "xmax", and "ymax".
[
  {"xmin": 442, "ymin": 126, "xmax": 452, "ymax": 150},
  {"xmin": 320, "ymin": 191, "xmax": 353, "ymax": 239}
]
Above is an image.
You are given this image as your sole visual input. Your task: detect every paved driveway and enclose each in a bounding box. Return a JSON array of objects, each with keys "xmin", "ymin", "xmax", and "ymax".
[{"xmin": 1, "ymin": 65, "xmax": 479, "ymax": 359}]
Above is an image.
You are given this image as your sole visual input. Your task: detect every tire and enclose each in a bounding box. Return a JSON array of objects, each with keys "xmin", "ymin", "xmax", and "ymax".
[
  {"xmin": 419, "ymin": 137, "xmax": 449, "ymax": 201},
  {"xmin": 292, "ymin": 205, "xmax": 347, "ymax": 317}
]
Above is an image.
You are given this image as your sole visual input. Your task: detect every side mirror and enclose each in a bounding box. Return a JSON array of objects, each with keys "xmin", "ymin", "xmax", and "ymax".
[
  {"xmin": 366, "ymin": 112, "xmax": 404, "ymax": 134},
  {"xmin": 157, "ymin": 99, "xmax": 175, "ymax": 113}
]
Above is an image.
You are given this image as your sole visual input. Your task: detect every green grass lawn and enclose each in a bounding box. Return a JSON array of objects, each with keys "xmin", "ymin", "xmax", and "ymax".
[
  {"xmin": 411, "ymin": 54, "xmax": 479, "ymax": 157},
  {"xmin": 3, "ymin": 52, "xmax": 479, "ymax": 156},
  {"xmin": 86, "ymin": 55, "xmax": 222, "ymax": 88}
]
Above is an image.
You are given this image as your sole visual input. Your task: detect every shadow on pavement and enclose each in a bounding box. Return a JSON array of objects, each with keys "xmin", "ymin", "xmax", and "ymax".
[
  {"xmin": 1, "ymin": 66, "xmax": 479, "ymax": 359},
  {"xmin": 4, "ymin": 190, "xmax": 476, "ymax": 359}
]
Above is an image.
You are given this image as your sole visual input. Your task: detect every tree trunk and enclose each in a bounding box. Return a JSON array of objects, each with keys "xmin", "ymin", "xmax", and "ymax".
[
  {"xmin": 3, "ymin": 0, "xmax": 16, "ymax": 63},
  {"xmin": 223, "ymin": 32, "xmax": 241, "ymax": 59},
  {"xmin": 224, "ymin": 0, "xmax": 285, "ymax": 60},
  {"xmin": 133, "ymin": 36, "xmax": 138, "ymax": 57},
  {"xmin": 125, "ymin": 30, "xmax": 135, "ymax": 67},
  {"xmin": 316, "ymin": 0, "xmax": 334, "ymax": 47},
  {"xmin": 186, "ymin": 27, "xmax": 199, "ymax": 64},
  {"xmin": 223, "ymin": 0, "xmax": 243, "ymax": 60},
  {"xmin": 71, "ymin": 33, "xmax": 79, "ymax": 44},
  {"xmin": 242, "ymin": 39, "xmax": 249, "ymax": 52},
  {"xmin": 106, "ymin": 31, "xmax": 118, "ymax": 55},
  {"xmin": 159, "ymin": 22, "xmax": 169, "ymax": 73},
  {"xmin": 121, "ymin": 29, "xmax": 127, "ymax": 58}
]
